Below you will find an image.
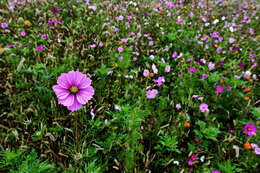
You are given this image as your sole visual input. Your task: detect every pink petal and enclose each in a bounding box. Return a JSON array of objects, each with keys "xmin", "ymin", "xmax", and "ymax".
[
  {"xmin": 74, "ymin": 71, "xmax": 85, "ymax": 86},
  {"xmin": 66, "ymin": 70, "xmax": 77, "ymax": 86},
  {"xmin": 78, "ymin": 77, "xmax": 92, "ymax": 89},
  {"xmin": 57, "ymin": 73, "xmax": 71, "ymax": 89},
  {"xmin": 58, "ymin": 94, "xmax": 75, "ymax": 106},
  {"xmin": 76, "ymin": 86, "xmax": 94, "ymax": 104},
  {"xmin": 67, "ymin": 99, "xmax": 82, "ymax": 111},
  {"xmin": 53, "ymin": 85, "xmax": 70, "ymax": 99}
]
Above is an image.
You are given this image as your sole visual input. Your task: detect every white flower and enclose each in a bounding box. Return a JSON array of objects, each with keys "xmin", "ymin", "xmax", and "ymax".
[
  {"xmin": 213, "ymin": 19, "xmax": 219, "ymax": 24},
  {"xmin": 173, "ymin": 161, "xmax": 179, "ymax": 165},
  {"xmin": 200, "ymin": 155, "xmax": 205, "ymax": 162},
  {"xmin": 229, "ymin": 26, "xmax": 234, "ymax": 32},
  {"xmin": 152, "ymin": 64, "xmax": 158, "ymax": 74}
]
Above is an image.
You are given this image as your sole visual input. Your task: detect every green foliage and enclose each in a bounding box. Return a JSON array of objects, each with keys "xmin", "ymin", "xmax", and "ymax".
[{"xmin": 0, "ymin": 147, "xmax": 57, "ymax": 173}]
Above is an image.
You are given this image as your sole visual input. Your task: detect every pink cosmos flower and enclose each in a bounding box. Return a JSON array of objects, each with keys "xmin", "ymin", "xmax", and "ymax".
[
  {"xmin": 118, "ymin": 46, "xmax": 124, "ymax": 53},
  {"xmin": 148, "ymin": 41, "xmax": 154, "ymax": 46},
  {"xmin": 21, "ymin": 31, "xmax": 26, "ymax": 36},
  {"xmin": 165, "ymin": 65, "xmax": 170, "ymax": 73},
  {"xmin": 1, "ymin": 23, "xmax": 8, "ymax": 29},
  {"xmin": 189, "ymin": 67, "xmax": 196, "ymax": 73},
  {"xmin": 244, "ymin": 123, "xmax": 257, "ymax": 136},
  {"xmin": 229, "ymin": 38, "xmax": 235, "ymax": 43},
  {"xmin": 216, "ymin": 85, "xmax": 223, "ymax": 93},
  {"xmin": 255, "ymin": 147, "xmax": 260, "ymax": 155},
  {"xmin": 208, "ymin": 62, "xmax": 215, "ymax": 71},
  {"xmin": 200, "ymin": 103, "xmax": 208, "ymax": 112},
  {"xmin": 143, "ymin": 69, "xmax": 149, "ymax": 77},
  {"xmin": 89, "ymin": 6, "xmax": 97, "ymax": 11},
  {"xmin": 36, "ymin": 45, "xmax": 43, "ymax": 51},
  {"xmin": 202, "ymin": 74, "xmax": 207, "ymax": 79},
  {"xmin": 211, "ymin": 170, "xmax": 221, "ymax": 173},
  {"xmin": 52, "ymin": 70, "xmax": 94, "ymax": 111},
  {"xmin": 172, "ymin": 51, "xmax": 177, "ymax": 58},
  {"xmin": 146, "ymin": 89, "xmax": 158, "ymax": 99},
  {"xmin": 153, "ymin": 76, "xmax": 165, "ymax": 86},
  {"xmin": 42, "ymin": 34, "xmax": 47, "ymax": 39}
]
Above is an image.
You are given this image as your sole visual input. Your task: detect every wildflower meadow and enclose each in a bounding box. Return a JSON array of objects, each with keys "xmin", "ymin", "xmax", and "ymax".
[{"xmin": 0, "ymin": 0, "xmax": 259, "ymax": 172}]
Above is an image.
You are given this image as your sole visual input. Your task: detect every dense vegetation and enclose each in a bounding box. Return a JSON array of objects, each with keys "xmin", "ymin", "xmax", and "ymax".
[{"xmin": 0, "ymin": 0, "xmax": 259, "ymax": 172}]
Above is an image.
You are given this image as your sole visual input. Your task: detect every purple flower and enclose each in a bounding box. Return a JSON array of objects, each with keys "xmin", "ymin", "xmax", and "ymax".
[
  {"xmin": 148, "ymin": 41, "xmax": 154, "ymax": 46},
  {"xmin": 226, "ymin": 86, "xmax": 232, "ymax": 91},
  {"xmin": 165, "ymin": 65, "xmax": 170, "ymax": 73},
  {"xmin": 120, "ymin": 38, "xmax": 128, "ymax": 43},
  {"xmin": 54, "ymin": 7, "xmax": 60, "ymax": 13},
  {"xmin": 200, "ymin": 103, "xmax": 208, "ymax": 112},
  {"xmin": 216, "ymin": 85, "xmax": 223, "ymax": 93},
  {"xmin": 119, "ymin": 57, "xmax": 123, "ymax": 61},
  {"xmin": 176, "ymin": 104, "xmax": 181, "ymax": 110},
  {"xmin": 52, "ymin": 70, "xmax": 94, "ymax": 111},
  {"xmin": 201, "ymin": 35, "xmax": 209, "ymax": 41},
  {"xmin": 36, "ymin": 45, "xmax": 43, "ymax": 51},
  {"xmin": 211, "ymin": 170, "xmax": 221, "ymax": 173},
  {"xmin": 208, "ymin": 62, "xmax": 215, "ymax": 71},
  {"xmin": 90, "ymin": 44, "xmax": 96, "ymax": 48},
  {"xmin": 21, "ymin": 31, "xmax": 26, "ymax": 36},
  {"xmin": 229, "ymin": 38, "xmax": 235, "ymax": 44},
  {"xmin": 244, "ymin": 123, "xmax": 257, "ymax": 136},
  {"xmin": 1, "ymin": 23, "xmax": 8, "ymax": 29},
  {"xmin": 172, "ymin": 52, "xmax": 177, "ymax": 58},
  {"xmin": 146, "ymin": 89, "xmax": 158, "ymax": 99},
  {"xmin": 239, "ymin": 61, "xmax": 245, "ymax": 69},
  {"xmin": 89, "ymin": 6, "xmax": 97, "ymax": 11},
  {"xmin": 116, "ymin": 15, "xmax": 124, "ymax": 21},
  {"xmin": 143, "ymin": 69, "xmax": 149, "ymax": 77},
  {"xmin": 218, "ymin": 61, "xmax": 226, "ymax": 66},
  {"xmin": 189, "ymin": 67, "xmax": 196, "ymax": 73},
  {"xmin": 47, "ymin": 20, "xmax": 53, "ymax": 26},
  {"xmin": 154, "ymin": 76, "xmax": 165, "ymax": 86},
  {"xmin": 99, "ymin": 42, "xmax": 103, "ymax": 47},
  {"xmin": 255, "ymin": 147, "xmax": 260, "ymax": 155},
  {"xmin": 118, "ymin": 46, "xmax": 124, "ymax": 53},
  {"xmin": 42, "ymin": 34, "xmax": 47, "ymax": 39},
  {"xmin": 202, "ymin": 74, "xmax": 207, "ymax": 79}
]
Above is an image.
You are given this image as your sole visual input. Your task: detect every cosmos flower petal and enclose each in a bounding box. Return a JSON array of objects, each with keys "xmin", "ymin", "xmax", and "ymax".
[
  {"xmin": 57, "ymin": 73, "xmax": 71, "ymax": 89},
  {"xmin": 66, "ymin": 70, "xmax": 77, "ymax": 85},
  {"xmin": 52, "ymin": 85, "xmax": 70, "ymax": 99},
  {"xmin": 67, "ymin": 99, "xmax": 82, "ymax": 111},
  {"xmin": 78, "ymin": 77, "xmax": 92, "ymax": 89},
  {"xmin": 58, "ymin": 94, "xmax": 75, "ymax": 106},
  {"xmin": 76, "ymin": 86, "xmax": 95, "ymax": 104},
  {"xmin": 74, "ymin": 71, "xmax": 85, "ymax": 86}
]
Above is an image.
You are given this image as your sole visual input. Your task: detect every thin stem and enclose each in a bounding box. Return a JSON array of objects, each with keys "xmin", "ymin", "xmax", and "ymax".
[{"xmin": 76, "ymin": 112, "xmax": 80, "ymax": 173}]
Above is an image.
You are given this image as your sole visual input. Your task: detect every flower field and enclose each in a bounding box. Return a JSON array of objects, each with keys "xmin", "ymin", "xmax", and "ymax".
[{"xmin": 0, "ymin": 0, "xmax": 259, "ymax": 172}]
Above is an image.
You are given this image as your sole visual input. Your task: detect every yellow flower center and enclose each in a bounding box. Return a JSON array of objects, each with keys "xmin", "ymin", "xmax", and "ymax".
[{"xmin": 70, "ymin": 86, "xmax": 78, "ymax": 94}]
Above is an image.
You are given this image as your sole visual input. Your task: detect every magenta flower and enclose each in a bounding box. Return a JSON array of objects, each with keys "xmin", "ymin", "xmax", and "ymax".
[
  {"xmin": 216, "ymin": 85, "xmax": 223, "ymax": 93},
  {"xmin": 148, "ymin": 41, "xmax": 154, "ymax": 46},
  {"xmin": 21, "ymin": 31, "xmax": 26, "ymax": 36},
  {"xmin": 36, "ymin": 45, "xmax": 43, "ymax": 51},
  {"xmin": 1, "ymin": 22, "xmax": 8, "ymax": 29},
  {"xmin": 146, "ymin": 89, "xmax": 158, "ymax": 99},
  {"xmin": 118, "ymin": 46, "xmax": 124, "ymax": 53},
  {"xmin": 244, "ymin": 123, "xmax": 257, "ymax": 136},
  {"xmin": 52, "ymin": 70, "xmax": 94, "ymax": 111},
  {"xmin": 200, "ymin": 103, "xmax": 208, "ymax": 112},
  {"xmin": 202, "ymin": 74, "xmax": 207, "ymax": 79},
  {"xmin": 229, "ymin": 38, "xmax": 235, "ymax": 43},
  {"xmin": 189, "ymin": 67, "xmax": 196, "ymax": 73},
  {"xmin": 42, "ymin": 34, "xmax": 47, "ymax": 39},
  {"xmin": 211, "ymin": 170, "xmax": 221, "ymax": 173}
]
